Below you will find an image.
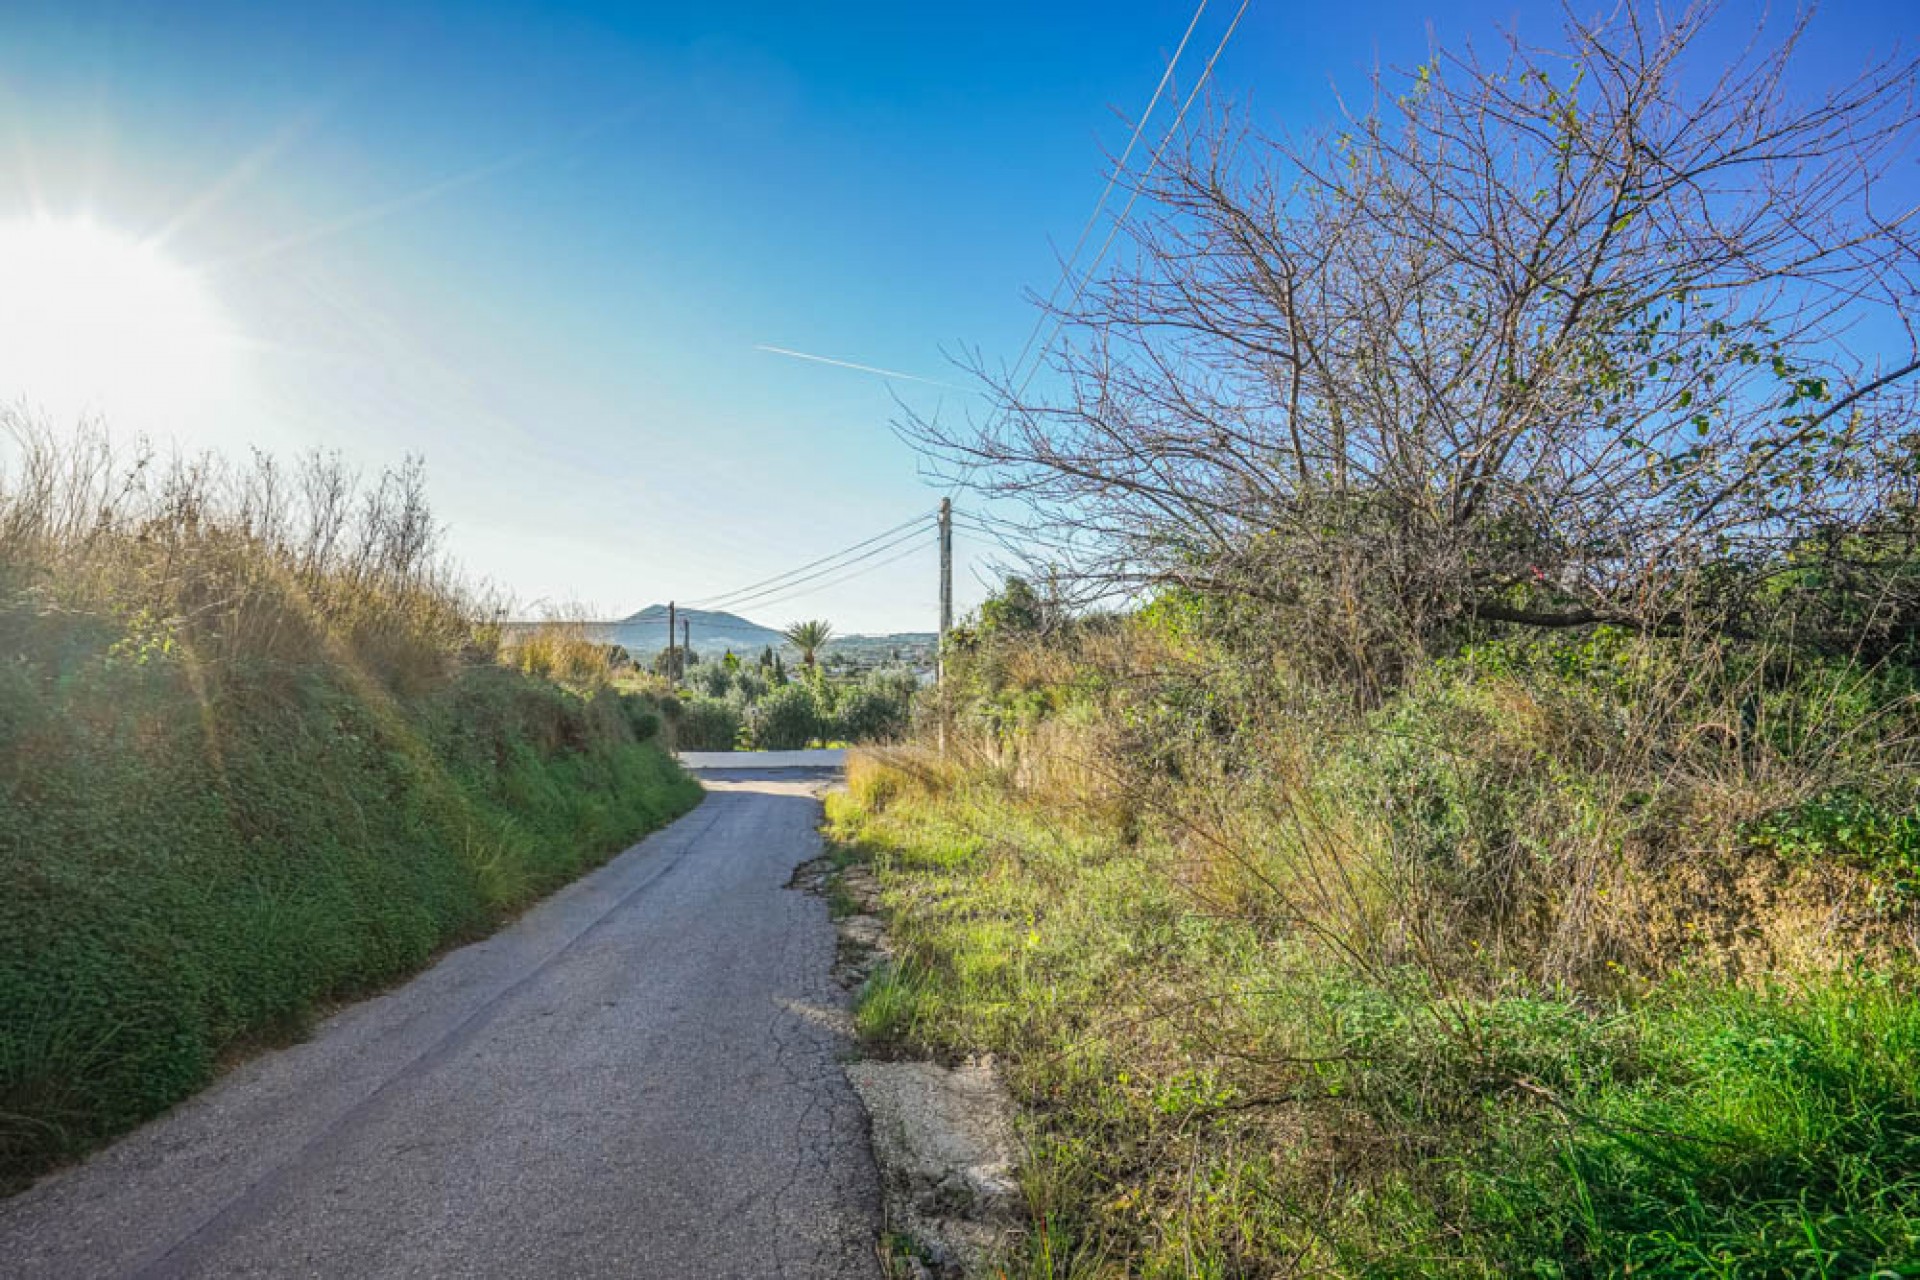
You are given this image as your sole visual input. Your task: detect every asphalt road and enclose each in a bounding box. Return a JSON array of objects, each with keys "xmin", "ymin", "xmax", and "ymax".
[{"xmin": 0, "ymin": 767, "xmax": 882, "ymax": 1279}]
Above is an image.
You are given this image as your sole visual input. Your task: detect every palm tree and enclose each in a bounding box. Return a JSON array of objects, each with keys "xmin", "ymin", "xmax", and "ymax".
[{"xmin": 782, "ymin": 619, "xmax": 833, "ymax": 671}]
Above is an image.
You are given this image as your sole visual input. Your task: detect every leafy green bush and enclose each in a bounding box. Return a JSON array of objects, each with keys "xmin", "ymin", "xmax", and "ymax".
[
  {"xmin": 728, "ymin": 668, "xmax": 770, "ymax": 703},
  {"xmin": 690, "ymin": 662, "xmax": 733, "ymax": 698},
  {"xmin": 833, "ymin": 686, "xmax": 906, "ymax": 742},
  {"xmin": 621, "ymin": 699, "xmax": 663, "ymax": 743},
  {"xmin": 1748, "ymin": 790, "xmax": 1920, "ymax": 889},
  {"xmin": 832, "ymin": 668, "xmax": 918, "ymax": 742},
  {"xmin": 747, "ymin": 682, "xmax": 823, "ymax": 750},
  {"xmin": 673, "ymin": 694, "xmax": 744, "ymax": 751}
]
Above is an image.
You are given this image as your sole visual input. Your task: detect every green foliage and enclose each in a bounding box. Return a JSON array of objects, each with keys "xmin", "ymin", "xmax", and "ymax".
[
  {"xmin": 781, "ymin": 619, "xmax": 833, "ymax": 669},
  {"xmin": 673, "ymin": 694, "xmax": 745, "ymax": 751},
  {"xmin": 828, "ymin": 579, "xmax": 1920, "ymax": 1275},
  {"xmin": 832, "ymin": 770, "xmax": 1920, "ymax": 1277},
  {"xmin": 660, "ymin": 651, "xmax": 912, "ymax": 750},
  {"xmin": 649, "ymin": 645, "xmax": 699, "ymax": 678},
  {"xmin": 1748, "ymin": 791, "xmax": 1920, "ymax": 892},
  {"xmin": 832, "ymin": 667, "xmax": 919, "ymax": 743},
  {"xmin": 746, "ymin": 681, "xmax": 823, "ymax": 750},
  {"xmin": 979, "ymin": 576, "xmax": 1045, "ymax": 639},
  {"xmin": 689, "ymin": 660, "xmax": 733, "ymax": 697},
  {"xmin": 1434, "ymin": 979, "xmax": 1920, "ymax": 1276},
  {"xmin": 620, "ymin": 699, "xmax": 663, "ymax": 743},
  {"xmin": 0, "ymin": 628, "xmax": 700, "ymax": 1191},
  {"xmin": 729, "ymin": 667, "xmax": 771, "ymax": 703},
  {"xmin": 0, "ymin": 428, "xmax": 712, "ymax": 1188}
]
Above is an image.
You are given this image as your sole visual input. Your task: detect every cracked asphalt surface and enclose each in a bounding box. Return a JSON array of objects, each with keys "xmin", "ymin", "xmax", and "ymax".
[{"xmin": 0, "ymin": 768, "xmax": 882, "ymax": 1279}]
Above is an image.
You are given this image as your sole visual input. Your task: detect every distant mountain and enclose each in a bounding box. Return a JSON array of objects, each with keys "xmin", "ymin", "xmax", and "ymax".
[
  {"xmin": 607, "ymin": 606, "xmax": 787, "ymax": 659},
  {"xmin": 506, "ymin": 605, "xmax": 936, "ymax": 667}
]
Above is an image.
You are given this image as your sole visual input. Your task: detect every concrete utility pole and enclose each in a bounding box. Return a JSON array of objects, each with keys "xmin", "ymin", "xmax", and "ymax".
[
  {"xmin": 938, "ymin": 498, "xmax": 952, "ymax": 754},
  {"xmin": 682, "ymin": 618, "xmax": 691, "ymax": 674},
  {"xmin": 667, "ymin": 600, "xmax": 677, "ymax": 691}
]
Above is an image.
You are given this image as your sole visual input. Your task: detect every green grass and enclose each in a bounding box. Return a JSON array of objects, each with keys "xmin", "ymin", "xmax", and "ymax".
[
  {"xmin": 0, "ymin": 646, "xmax": 701, "ymax": 1190},
  {"xmin": 829, "ymin": 774, "xmax": 1920, "ymax": 1277}
]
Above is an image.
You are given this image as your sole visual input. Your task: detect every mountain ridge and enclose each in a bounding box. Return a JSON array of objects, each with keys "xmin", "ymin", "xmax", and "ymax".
[
  {"xmin": 606, "ymin": 605, "xmax": 933, "ymax": 659},
  {"xmin": 504, "ymin": 605, "xmax": 933, "ymax": 660}
]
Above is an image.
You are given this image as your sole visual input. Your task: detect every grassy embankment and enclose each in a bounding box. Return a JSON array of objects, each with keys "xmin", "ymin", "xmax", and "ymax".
[
  {"xmin": 829, "ymin": 615, "xmax": 1920, "ymax": 1277},
  {"xmin": 0, "ymin": 431, "xmax": 701, "ymax": 1190}
]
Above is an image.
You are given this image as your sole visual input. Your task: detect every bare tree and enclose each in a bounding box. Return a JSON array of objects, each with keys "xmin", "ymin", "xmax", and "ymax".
[{"xmin": 908, "ymin": 3, "xmax": 1920, "ymax": 687}]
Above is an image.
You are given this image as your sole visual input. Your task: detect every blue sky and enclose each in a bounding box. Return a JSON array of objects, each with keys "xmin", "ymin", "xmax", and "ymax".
[{"xmin": 0, "ymin": 1, "xmax": 1913, "ymax": 630}]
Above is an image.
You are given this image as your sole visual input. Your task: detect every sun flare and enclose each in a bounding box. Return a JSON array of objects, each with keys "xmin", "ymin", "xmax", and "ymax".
[{"xmin": 0, "ymin": 218, "xmax": 236, "ymax": 428}]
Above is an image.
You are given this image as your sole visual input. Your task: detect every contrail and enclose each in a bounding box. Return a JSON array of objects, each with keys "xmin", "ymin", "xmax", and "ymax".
[{"xmin": 754, "ymin": 344, "xmax": 964, "ymax": 390}]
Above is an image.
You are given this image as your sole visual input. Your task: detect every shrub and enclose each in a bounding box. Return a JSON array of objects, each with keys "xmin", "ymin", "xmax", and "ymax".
[
  {"xmin": 747, "ymin": 682, "xmax": 823, "ymax": 750},
  {"xmin": 691, "ymin": 662, "xmax": 733, "ymax": 698},
  {"xmin": 674, "ymin": 695, "xmax": 743, "ymax": 751},
  {"xmin": 833, "ymin": 671, "xmax": 917, "ymax": 743},
  {"xmin": 729, "ymin": 668, "xmax": 770, "ymax": 703},
  {"xmin": 619, "ymin": 693, "xmax": 663, "ymax": 743}
]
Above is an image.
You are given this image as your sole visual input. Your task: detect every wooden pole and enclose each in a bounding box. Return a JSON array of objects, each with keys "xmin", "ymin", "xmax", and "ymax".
[{"xmin": 667, "ymin": 600, "xmax": 677, "ymax": 691}]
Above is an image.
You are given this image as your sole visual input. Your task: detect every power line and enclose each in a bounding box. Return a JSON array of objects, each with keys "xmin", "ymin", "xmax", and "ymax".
[
  {"xmin": 691, "ymin": 520, "xmax": 934, "ymax": 614},
  {"xmin": 688, "ymin": 513, "xmax": 927, "ymax": 607},
  {"xmin": 1003, "ymin": 0, "xmax": 1211, "ymax": 395},
  {"xmin": 954, "ymin": 517, "xmax": 1079, "ymax": 557},
  {"xmin": 954, "ymin": 521, "xmax": 1034, "ymax": 561},
  {"xmin": 732, "ymin": 534, "xmax": 937, "ymax": 617},
  {"xmin": 957, "ymin": 508, "xmax": 1067, "ymax": 536},
  {"xmin": 956, "ymin": 504, "xmax": 1089, "ymax": 545},
  {"xmin": 691, "ymin": 525, "xmax": 936, "ymax": 614},
  {"xmin": 685, "ymin": 513, "xmax": 931, "ymax": 610},
  {"xmin": 949, "ymin": 0, "xmax": 1249, "ymax": 503},
  {"xmin": 1013, "ymin": 0, "xmax": 1251, "ymax": 407}
]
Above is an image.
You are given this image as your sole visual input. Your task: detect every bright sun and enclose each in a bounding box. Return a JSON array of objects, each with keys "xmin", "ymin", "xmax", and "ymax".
[{"xmin": 0, "ymin": 217, "xmax": 235, "ymax": 428}]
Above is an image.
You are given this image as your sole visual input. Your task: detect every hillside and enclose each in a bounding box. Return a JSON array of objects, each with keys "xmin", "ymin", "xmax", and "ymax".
[
  {"xmin": 607, "ymin": 605, "xmax": 786, "ymax": 658},
  {"xmin": 597, "ymin": 606, "xmax": 933, "ymax": 666}
]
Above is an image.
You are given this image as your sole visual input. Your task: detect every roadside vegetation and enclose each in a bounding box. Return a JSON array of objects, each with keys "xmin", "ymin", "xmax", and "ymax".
[
  {"xmin": 642, "ymin": 641, "xmax": 920, "ymax": 752},
  {"xmin": 835, "ymin": 608, "xmax": 1920, "ymax": 1275},
  {"xmin": 0, "ymin": 423, "xmax": 701, "ymax": 1190},
  {"xmin": 505, "ymin": 611, "xmax": 924, "ymax": 753},
  {"xmin": 839, "ymin": 7, "xmax": 1920, "ymax": 1275}
]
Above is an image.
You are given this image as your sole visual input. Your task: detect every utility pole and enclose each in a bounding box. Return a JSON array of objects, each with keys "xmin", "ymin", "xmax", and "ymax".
[
  {"xmin": 938, "ymin": 499, "xmax": 952, "ymax": 660},
  {"xmin": 938, "ymin": 498, "xmax": 952, "ymax": 755},
  {"xmin": 682, "ymin": 618, "xmax": 691, "ymax": 675},
  {"xmin": 667, "ymin": 600, "xmax": 677, "ymax": 691}
]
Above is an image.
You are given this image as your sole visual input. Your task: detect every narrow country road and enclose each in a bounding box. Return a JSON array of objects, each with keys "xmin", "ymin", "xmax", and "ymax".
[{"xmin": 0, "ymin": 762, "xmax": 882, "ymax": 1279}]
